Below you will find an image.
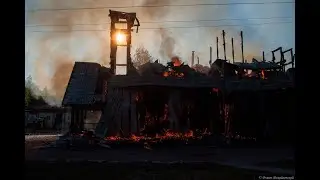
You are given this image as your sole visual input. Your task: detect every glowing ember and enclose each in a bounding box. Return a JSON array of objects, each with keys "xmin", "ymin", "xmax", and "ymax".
[
  {"xmin": 212, "ymin": 88, "xmax": 219, "ymax": 93},
  {"xmin": 163, "ymin": 71, "xmax": 169, "ymax": 77},
  {"xmin": 261, "ymin": 70, "xmax": 267, "ymax": 79},
  {"xmin": 104, "ymin": 129, "xmax": 212, "ymax": 145}
]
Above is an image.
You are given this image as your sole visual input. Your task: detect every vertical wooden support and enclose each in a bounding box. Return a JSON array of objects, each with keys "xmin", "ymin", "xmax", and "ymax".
[
  {"xmin": 121, "ymin": 89, "xmax": 130, "ymax": 136},
  {"xmin": 79, "ymin": 109, "xmax": 83, "ymax": 130},
  {"xmin": 231, "ymin": 38, "xmax": 235, "ymax": 64},
  {"xmin": 222, "ymin": 30, "xmax": 227, "ymax": 61},
  {"xmin": 216, "ymin": 37, "xmax": 219, "ymax": 59},
  {"xmin": 71, "ymin": 108, "xmax": 75, "ymax": 127},
  {"xmin": 168, "ymin": 90, "xmax": 181, "ymax": 130},
  {"xmin": 240, "ymin": 31, "xmax": 244, "ymax": 63},
  {"xmin": 103, "ymin": 87, "xmax": 122, "ymax": 136},
  {"xmin": 130, "ymin": 92, "xmax": 138, "ymax": 134},
  {"xmin": 114, "ymin": 88, "xmax": 122, "ymax": 135}
]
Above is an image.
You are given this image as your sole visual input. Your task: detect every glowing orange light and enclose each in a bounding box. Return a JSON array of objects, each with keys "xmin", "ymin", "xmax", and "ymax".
[
  {"xmin": 261, "ymin": 70, "xmax": 265, "ymax": 79},
  {"xmin": 115, "ymin": 32, "xmax": 126, "ymax": 45},
  {"xmin": 171, "ymin": 57, "xmax": 182, "ymax": 67}
]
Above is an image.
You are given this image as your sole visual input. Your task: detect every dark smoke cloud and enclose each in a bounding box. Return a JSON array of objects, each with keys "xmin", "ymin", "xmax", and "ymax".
[{"xmin": 158, "ymin": 28, "xmax": 176, "ymax": 60}]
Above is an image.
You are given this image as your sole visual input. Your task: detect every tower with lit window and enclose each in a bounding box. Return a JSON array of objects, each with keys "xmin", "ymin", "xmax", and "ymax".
[{"xmin": 109, "ymin": 10, "xmax": 140, "ymax": 75}]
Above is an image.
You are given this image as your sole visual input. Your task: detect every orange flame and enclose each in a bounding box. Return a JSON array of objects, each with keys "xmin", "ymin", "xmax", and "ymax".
[
  {"xmin": 163, "ymin": 57, "xmax": 184, "ymax": 78},
  {"xmin": 163, "ymin": 71, "xmax": 169, "ymax": 77},
  {"xmin": 172, "ymin": 57, "xmax": 182, "ymax": 67},
  {"xmin": 261, "ymin": 70, "xmax": 265, "ymax": 79},
  {"xmin": 104, "ymin": 129, "xmax": 211, "ymax": 143}
]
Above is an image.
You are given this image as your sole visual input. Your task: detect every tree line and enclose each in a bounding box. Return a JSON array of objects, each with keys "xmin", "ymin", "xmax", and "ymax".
[{"xmin": 25, "ymin": 75, "xmax": 49, "ymax": 108}]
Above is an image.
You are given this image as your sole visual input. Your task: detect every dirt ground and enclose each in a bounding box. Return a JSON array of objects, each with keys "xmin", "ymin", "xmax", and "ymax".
[
  {"xmin": 25, "ymin": 135, "xmax": 295, "ymax": 178},
  {"xmin": 25, "ymin": 135, "xmax": 58, "ymax": 155},
  {"xmin": 26, "ymin": 161, "xmax": 275, "ymax": 180}
]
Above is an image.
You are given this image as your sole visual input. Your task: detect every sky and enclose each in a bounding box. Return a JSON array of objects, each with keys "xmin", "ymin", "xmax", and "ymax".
[{"xmin": 25, "ymin": 0, "xmax": 295, "ymax": 104}]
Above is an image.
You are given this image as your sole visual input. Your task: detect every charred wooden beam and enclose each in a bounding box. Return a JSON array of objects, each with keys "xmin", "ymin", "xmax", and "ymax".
[
  {"xmin": 109, "ymin": 10, "xmax": 140, "ymax": 74},
  {"xmin": 216, "ymin": 37, "xmax": 219, "ymax": 59},
  {"xmin": 282, "ymin": 48, "xmax": 295, "ymax": 68},
  {"xmin": 210, "ymin": 46, "xmax": 213, "ymax": 65},
  {"xmin": 231, "ymin": 38, "xmax": 235, "ymax": 64},
  {"xmin": 222, "ymin": 30, "xmax": 227, "ymax": 61},
  {"xmin": 240, "ymin": 31, "xmax": 244, "ymax": 63}
]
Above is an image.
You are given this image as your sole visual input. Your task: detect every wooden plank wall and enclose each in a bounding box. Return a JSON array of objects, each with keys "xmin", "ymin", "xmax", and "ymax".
[{"xmin": 101, "ymin": 87, "xmax": 139, "ymax": 136}]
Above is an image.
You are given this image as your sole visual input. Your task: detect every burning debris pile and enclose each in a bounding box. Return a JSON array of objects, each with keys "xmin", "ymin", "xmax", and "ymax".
[
  {"xmin": 163, "ymin": 57, "xmax": 185, "ymax": 78},
  {"xmin": 102, "ymin": 129, "xmax": 212, "ymax": 149}
]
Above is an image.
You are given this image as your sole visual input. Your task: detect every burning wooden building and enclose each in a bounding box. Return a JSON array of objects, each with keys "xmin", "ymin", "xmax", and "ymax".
[
  {"xmin": 95, "ymin": 59, "xmax": 224, "ymax": 137},
  {"xmin": 61, "ymin": 56, "xmax": 294, "ymax": 145},
  {"xmin": 61, "ymin": 10, "xmax": 295, "ymax": 145},
  {"xmin": 91, "ymin": 57, "xmax": 293, "ymax": 143}
]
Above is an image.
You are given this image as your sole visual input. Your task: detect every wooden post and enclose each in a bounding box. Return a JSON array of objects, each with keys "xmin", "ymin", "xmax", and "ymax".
[
  {"xmin": 168, "ymin": 90, "xmax": 181, "ymax": 130},
  {"xmin": 110, "ymin": 18, "xmax": 117, "ymax": 74},
  {"xmin": 231, "ymin": 38, "xmax": 235, "ymax": 64},
  {"xmin": 240, "ymin": 31, "xmax": 244, "ymax": 63},
  {"xmin": 292, "ymin": 52, "xmax": 295, "ymax": 68},
  {"xmin": 130, "ymin": 92, "xmax": 138, "ymax": 134},
  {"xmin": 222, "ymin": 30, "xmax": 227, "ymax": 61},
  {"xmin": 210, "ymin": 46, "xmax": 212, "ymax": 65},
  {"xmin": 120, "ymin": 89, "xmax": 131, "ymax": 136},
  {"xmin": 191, "ymin": 51, "xmax": 195, "ymax": 67},
  {"xmin": 80, "ymin": 109, "xmax": 84, "ymax": 130},
  {"xmin": 263, "ymin": 51, "xmax": 265, "ymax": 62},
  {"xmin": 216, "ymin": 37, "xmax": 219, "ymax": 59}
]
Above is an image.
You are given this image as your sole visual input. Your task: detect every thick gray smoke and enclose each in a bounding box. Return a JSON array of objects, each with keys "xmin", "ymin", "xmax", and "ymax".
[
  {"xmin": 137, "ymin": 0, "xmax": 268, "ymax": 65},
  {"xmin": 140, "ymin": 0, "xmax": 172, "ymax": 19},
  {"xmin": 158, "ymin": 28, "xmax": 176, "ymax": 60},
  {"xmin": 25, "ymin": 0, "xmax": 294, "ymax": 105},
  {"xmin": 26, "ymin": 0, "xmax": 111, "ymax": 106}
]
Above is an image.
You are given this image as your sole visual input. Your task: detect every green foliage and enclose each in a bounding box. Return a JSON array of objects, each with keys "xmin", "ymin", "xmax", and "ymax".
[
  {"xmin": 25, "ymin": 75, "xmax": 48, "ymax": 108},
  {"xmin": 25, "ymin": 75, "xmax": 33, "ymax": 107},
  {"xmin": 25, "ymin": 87, "xmax": 32, "ymax": 107}
]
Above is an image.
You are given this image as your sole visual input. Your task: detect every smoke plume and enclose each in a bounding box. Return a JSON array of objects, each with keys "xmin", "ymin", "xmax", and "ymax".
[
  {"xmin": 158, "ymin": 28, "xmax": 176, "ymax": 60},
  {"xmin": 26, "ymin": 0, "xmax": 110, "ymax": 106},
  {"xmin": 51, "ymin": 57, "xmax": 74, "ymax": 100},
  {"xmin": 25, "ymin": 0, "xmax": 294, "ymax": 105},
  {"xmin": 140, "ymin": 0, "xmax": 172, "ymax": 19}
]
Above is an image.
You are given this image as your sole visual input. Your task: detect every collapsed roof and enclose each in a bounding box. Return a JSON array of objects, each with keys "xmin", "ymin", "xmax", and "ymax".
[
  {"xmin": 234, "ymin": 59, "xmax": 282, "ymax": 70},
  {"xmin": 62, "ymin": 62, "xmax": 104, "ymax": 106},
  {"xmin": 62, "ymin": 60, "xmax": 294, "ymax": 106}
]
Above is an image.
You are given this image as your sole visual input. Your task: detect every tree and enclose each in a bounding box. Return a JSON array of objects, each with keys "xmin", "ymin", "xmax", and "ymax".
[
  {"xmin": 25, "ymin": 75, "xmax": 33, "ymax": 107},
  {"xmin": 25, "ymin": 87, "xmax": 32, "ymax": 107},
  {"xmin": 192, "ymin": 64, "xmax": 210, "ymax": 75},
  {"xmin": 133, "ymin": 46, "xmax": 153, "ymax": 68},
  {"xmin": 25, "ymin": 75, "xmax": 33, "ymax": 88},
  {"xmin": 25, "ymin": 75, "xmax": 49, "ymax": 107}
]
